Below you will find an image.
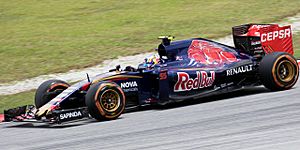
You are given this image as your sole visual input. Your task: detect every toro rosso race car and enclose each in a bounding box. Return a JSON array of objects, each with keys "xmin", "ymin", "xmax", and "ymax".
[{"xmin": 4, "ymin": 24, "xmax": 299, "ymax": 124}]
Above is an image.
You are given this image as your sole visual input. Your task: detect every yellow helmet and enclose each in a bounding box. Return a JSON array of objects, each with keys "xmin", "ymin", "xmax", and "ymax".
[{"xmin": 143, "ymin": 54, "xmax": 160, "ymax": 69}]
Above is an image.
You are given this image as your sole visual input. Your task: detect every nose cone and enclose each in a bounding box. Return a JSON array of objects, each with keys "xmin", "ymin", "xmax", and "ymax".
[{"xmin": 35, "ymin": 103, "xmax": 52, "ymax": 117}]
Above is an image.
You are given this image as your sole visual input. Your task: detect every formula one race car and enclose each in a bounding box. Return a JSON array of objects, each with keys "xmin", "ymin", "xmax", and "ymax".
[{"xmin": 4, "ymin": 24, "xmax": 299, "ymax": 124}]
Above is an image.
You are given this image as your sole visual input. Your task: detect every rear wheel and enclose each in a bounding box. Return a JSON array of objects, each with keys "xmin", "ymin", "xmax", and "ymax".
[
  {"xmin": 35, "ymin": 80, "xmax": 70, "ymax": 108},
  {"xmin": 259, "ymin": 52, "xmax": 299, "ymax": 91},
  {"xmin": 85, "ymin": 82, "xmax": 125, "ymax": 121}
]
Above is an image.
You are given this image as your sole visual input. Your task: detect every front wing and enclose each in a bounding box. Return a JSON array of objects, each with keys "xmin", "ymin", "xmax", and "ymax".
[{"xmin": 4, "ymin": 105, "xmax": 90, "ymax": 124}]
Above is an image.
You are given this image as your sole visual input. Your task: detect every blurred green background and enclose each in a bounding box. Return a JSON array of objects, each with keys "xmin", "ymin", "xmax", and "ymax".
[{"xmin": 1, "ymin": 0, "xmax": 300, "ymax": 83}]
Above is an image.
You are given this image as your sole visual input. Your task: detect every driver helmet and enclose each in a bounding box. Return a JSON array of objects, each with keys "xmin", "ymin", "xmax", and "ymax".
[{"xmin": 143, "ymin": 54, "xmax": 160, "ymax": 68}]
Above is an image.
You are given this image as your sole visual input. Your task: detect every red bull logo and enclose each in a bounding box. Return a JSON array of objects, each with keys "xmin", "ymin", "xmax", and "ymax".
[
  {"xmin": 174, "ymin": 71, "xmax": 215, "ymax": 92},
  {"xmin": 188, "ymin": 40, "xmax": 238, "ymax": 65}
]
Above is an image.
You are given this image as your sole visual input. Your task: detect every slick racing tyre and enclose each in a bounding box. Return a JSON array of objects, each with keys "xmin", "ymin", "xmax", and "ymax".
[
  {"xmin": 259, "ymin": 52, "xmax": 299, "ymax": 91},
  {"xmin": 35, "ymin": 80, "xmax": 70, "ymax": 108},
  {"xmin": 85, "ymin": 82, "xmax": 125, "ymax": 121}
]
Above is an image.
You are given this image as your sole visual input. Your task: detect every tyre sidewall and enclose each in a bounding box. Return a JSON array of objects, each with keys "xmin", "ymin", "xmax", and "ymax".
[
  {"xmin": 35, "ymin": 80, "xmax": 69, "ymax": 108},
  {"xmin": 86, "ymin": 82, "xmax": 125, "ymax": 120},
  {"xmin": 259, "ymin": 52, "xmax": 299, "ymax": 90},
  {"xmin": 271, "ymin": 54, "xmax": 299, "ymax": 88}
]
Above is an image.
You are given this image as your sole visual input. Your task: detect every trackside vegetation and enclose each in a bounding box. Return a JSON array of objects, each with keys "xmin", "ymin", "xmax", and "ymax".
[
  {"xmin": 294, "ymin": 33, "xmax": 300, "ymax": 58},
  {"xmin": 0, "ymin": 91, "xmax": 35, "ymax": 113},
  {"xmin": 1, "ymin": 0, "xmax": 300, "ymax": 83}
]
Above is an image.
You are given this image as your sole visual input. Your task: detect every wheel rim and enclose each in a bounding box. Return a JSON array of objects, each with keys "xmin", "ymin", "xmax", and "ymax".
[
  {"xmin": 99, "ymin": 89, "xmax": 120, "ymax": 112},
  {"xmin": 276, "ymin": 60, "xmax": 295, "ymax": 83}
]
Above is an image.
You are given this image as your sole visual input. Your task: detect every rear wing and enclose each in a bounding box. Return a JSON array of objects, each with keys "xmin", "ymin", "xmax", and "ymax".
[{"xmin": 232, "ymin": 24, "xmax": 293, "ymax": 58}]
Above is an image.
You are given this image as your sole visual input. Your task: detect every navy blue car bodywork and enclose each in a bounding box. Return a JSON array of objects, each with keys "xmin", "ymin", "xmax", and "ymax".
[{"xmin": 88, "ymin": 38, "xmax": 258, "ymax": 108}]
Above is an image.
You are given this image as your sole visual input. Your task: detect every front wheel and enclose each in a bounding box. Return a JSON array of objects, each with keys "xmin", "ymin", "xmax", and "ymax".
[
  {"xmin": 85, "ymin": 82, "xmax": 125, "ymax": 121},
  {"xmin": 259, "ymin": 52, "xmax": 299, "ymax": 91},
  {"xmin": 35, "ymin": 79, "xmax": 70, "ymax": 108}
]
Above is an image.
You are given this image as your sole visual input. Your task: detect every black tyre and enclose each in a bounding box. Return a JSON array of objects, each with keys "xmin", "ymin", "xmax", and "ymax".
[
  {"xmin": 259, "ymin": 52, "xmax": 299, "ymax": 91},
  {"xmin": 35, "ymin": 79, "xmax": 70, "ymax": 108},
  {"xmin": 85, "ymin": 82, "xmax": 125, "ymax": 121}
]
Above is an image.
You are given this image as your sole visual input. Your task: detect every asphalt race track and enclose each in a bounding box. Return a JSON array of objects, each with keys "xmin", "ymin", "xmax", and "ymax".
[{"xmin": 1, "ymin": 80, "xmax": 300, "ymax": 150}]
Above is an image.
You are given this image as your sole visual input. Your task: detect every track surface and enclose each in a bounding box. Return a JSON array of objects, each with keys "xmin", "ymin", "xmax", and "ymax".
[{"xmin": 1, "ymin": 80, "xmax": 300, "ymax": 150}]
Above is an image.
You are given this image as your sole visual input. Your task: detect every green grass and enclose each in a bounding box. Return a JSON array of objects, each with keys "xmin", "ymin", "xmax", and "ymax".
[
  {"xmin": 1, "ymin": 0, "xmax": 300, "ymax": 83},
  {"xmin": 0, "ymin": 91, "xmax": 35, "ymax": 113},
  {"xmin": 294, "ymin": 33, "xmax": 300, "ymax": 58}
]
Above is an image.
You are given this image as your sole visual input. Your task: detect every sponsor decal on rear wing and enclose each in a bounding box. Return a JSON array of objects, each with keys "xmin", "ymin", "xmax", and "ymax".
[
  {"xmin": 259, "ymin": 25, "xmax": 293, "ymax": 55},
  {"xmin": 232, "ymin": 24, "xmax": 294, "ymax": 56}
]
